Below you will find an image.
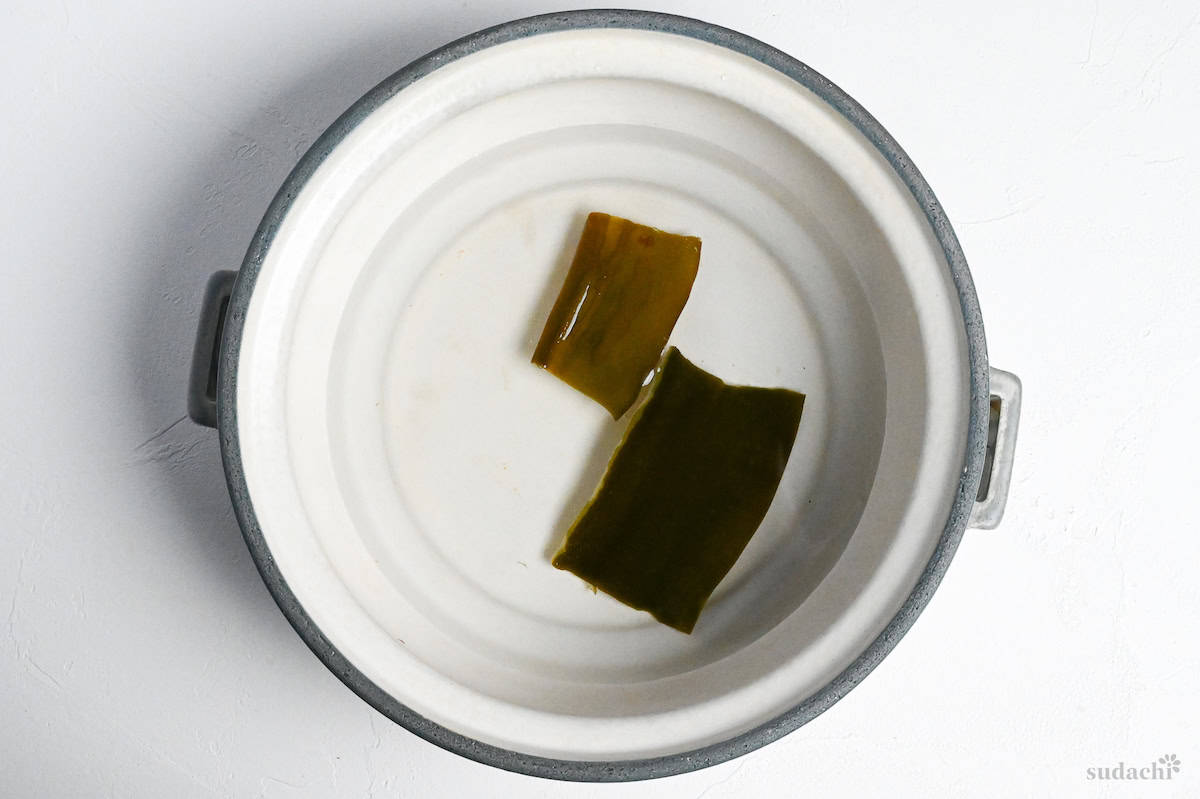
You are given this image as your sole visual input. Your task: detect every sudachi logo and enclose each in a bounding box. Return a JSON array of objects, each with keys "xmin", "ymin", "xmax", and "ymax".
[{"xmin": 1086, "ymin": 753, "xmax": 1181, "ymax": 781}]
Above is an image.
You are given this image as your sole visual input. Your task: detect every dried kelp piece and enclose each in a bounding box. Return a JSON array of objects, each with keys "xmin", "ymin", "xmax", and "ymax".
[
  {"xmin": 552, "ymin": 348, "xmax": 806, "ymax": 633},
  {"xmin": 532, "ymin": 213, "xmax": 701, "ymax": 418}
]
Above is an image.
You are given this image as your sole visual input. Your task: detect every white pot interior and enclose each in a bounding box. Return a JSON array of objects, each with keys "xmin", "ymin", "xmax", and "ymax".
[{"xmin": 234, "ymin": 28, "xmax": 970, "ymax": 760}]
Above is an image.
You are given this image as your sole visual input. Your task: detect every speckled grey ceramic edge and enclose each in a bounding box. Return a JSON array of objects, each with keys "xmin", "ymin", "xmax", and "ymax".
[{"xmin": 215, "ymin": 9, "xmax": 989, "ymax": 783}]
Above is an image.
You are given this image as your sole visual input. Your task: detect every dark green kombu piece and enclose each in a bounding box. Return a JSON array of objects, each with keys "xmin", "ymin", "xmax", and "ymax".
[{"xmin": 552, "ymin": 347, "xmax": 805, "ymax": 633}]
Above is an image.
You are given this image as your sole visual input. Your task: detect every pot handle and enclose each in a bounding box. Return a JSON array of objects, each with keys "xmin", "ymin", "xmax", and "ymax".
[
  {"xmin": 968, "ymin": 368, "xmax": 1022, "ymax": 529},
  {"xmin": 187, "ymin": 271, "xmax": 238, "ymax": 428}
]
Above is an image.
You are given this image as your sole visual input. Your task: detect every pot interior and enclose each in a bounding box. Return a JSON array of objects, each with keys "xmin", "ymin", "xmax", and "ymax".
[{"xmin": 232, "ymin": 26, "xmax": 970, "ymax": 761}]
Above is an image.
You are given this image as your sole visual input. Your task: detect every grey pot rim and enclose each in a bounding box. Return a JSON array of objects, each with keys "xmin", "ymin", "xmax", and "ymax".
[{"xmin": 215, "ymin": 8, "xmax": 989, "ymax": 783}]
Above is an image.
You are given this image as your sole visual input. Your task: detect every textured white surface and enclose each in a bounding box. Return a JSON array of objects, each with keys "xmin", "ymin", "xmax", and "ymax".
[{"xmin": 1, "ymin": 0, "xmax": 1197, "ymax": 796}]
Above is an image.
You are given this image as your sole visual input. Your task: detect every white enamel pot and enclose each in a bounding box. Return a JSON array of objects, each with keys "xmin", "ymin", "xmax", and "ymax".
[{"xmin": 187, "ymin": 10, "xmax": 1022, "ymax": 781}]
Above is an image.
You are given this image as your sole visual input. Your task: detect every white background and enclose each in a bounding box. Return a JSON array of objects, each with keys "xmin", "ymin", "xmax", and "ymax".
[{"xmin": 2, "ymin": 0, "xmax": 1197, "ymax": 796}]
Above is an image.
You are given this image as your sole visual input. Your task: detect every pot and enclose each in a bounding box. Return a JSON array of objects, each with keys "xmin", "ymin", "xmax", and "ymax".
[{"xmin": 187, "ymin": 10, "xmax": 1021, "ymax": 781}]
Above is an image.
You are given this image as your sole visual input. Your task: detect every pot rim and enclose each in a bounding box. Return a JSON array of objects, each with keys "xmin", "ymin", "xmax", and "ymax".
[{"xmin": 215, "ymin": 8, "xmax": 989, "ymax": 782}]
